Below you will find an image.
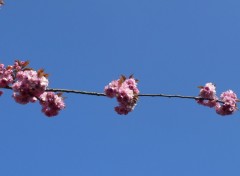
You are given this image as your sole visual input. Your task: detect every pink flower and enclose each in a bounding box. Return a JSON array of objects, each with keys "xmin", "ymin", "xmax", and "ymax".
[
  {"xmin": 197, "ymin": 82, "xmax": 218, "ymax": 108},
  {"xmin": 13, "ymin": 60, "xmax": 29, "ymax": 71},
  {"xmin": 105, "ymin": 75, "xmax": 139, "ymax": 115},
  {"xmin": 115, "ymin": 105, "xmax": 133, "ymax": 115},
  {"xmin": 12, "ymin": 92, "xmax": 37, "ymax": 104},
  {"xmin": 104, "ymin": 80, "xmax": 119, "ymax": 98},
  {"xmin": 12, "ymin": 70, "xmax": 49, "ymax": 104},
  {"xmin": 117, "ymin": 87, "xmax": 134, "ymax": 103},
  {"xmin": 0, "ymin": 64, "xmax": 14, "ymax": 88},
  {"xmin": 199, "ymin": 82, "xmax": 216, "ymax": 99},
  {"xmin": 220, "ymin": 90, "xmax": 237, "ymax": 101},
  {"xmin": 39, "ymin": 92, "xmax": 65, "ymax": 117},
  {"xmin": 215, "ymin": 90, "xmax": 238, "ymax": 116},
  {"xmin": 125, "ymin": 78, "xmax": 139, "ymax": 94}
]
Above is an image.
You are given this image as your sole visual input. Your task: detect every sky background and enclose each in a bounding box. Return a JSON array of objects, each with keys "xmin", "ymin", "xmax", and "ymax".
[{"xmin": 1, "ymin": 0, "xmax": 240, "ymax": 175}]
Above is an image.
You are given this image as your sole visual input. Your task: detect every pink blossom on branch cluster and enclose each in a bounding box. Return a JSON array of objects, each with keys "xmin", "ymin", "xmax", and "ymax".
[
  {"xmin": 104, "ymin": 75, "xmax": 139, "ymax": 115},
  {"xmin": 197, "ymin": 83, "xmax": 238, "ymax": 115},
  {"xmin": 0, "ymin": 60, "xmax": 240, "ymax": 117},
  {"xmin": 0, "ymin": 60, "xmax": 65, "ymax": 117}
]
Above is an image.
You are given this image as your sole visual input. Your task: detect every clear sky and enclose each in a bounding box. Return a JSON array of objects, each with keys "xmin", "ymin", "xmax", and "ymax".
[{"xmin": 1, "ymin": 0, "xmax": 240, "ymax": 175}]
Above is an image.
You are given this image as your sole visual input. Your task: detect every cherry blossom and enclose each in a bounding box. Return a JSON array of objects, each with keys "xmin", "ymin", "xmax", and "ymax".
[
  {"xmin": 215, "ymin": 90, "xmax": 238, "ymax": 116},
  {"xmin": 104, "ymin": 80, "xmax": 119, "ymax": 98},
  {"xmin": 39, "ymin": 92, "xmax": 65, "ymax": 117},
  {"xmin": 13, "ymin": 60, "xmax": 29, "ymax": 71},
  {"xmin": 12, "ymin": 69, "xmax": 49, "ymax": 104},
  {"xmin": 0, "ymin": 64, "xmax": 14, "ymax": 88},
  {"xmin": 105, "ymin": 75, "xmax": 139, "ymax": 115},
  {"xmin": 197, "ymin": 82, "xmax": 218, "ymax": 108}
]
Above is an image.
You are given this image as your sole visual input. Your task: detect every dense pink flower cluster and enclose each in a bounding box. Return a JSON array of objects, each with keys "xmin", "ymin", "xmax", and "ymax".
[
  {"xmin": 0, "ymin": 64, "xmax": 14, "ymax": 88},
  {"xmin": 197, "ymin": 83, "xmax": 238, "ymax": 116},
  {"xmin": 12, "ymin": 70, "xmax": 49, "ymax": 104},
  {"xmin": 197, "ymin": 83, "xmax": 218, "ymax": 107},
  {"xmin": 215, "ymin": 90, "xmax": 238, "ymax": 115},
  {"xmin": 0, "ymin": 60, "xmax": 65, "ymax": 117},
  {"xmin": 39, "ymin": 92, "xmax": 65, "ymax": 117},
  {"xmin": 105, "ymin": 75, "xmax": 139, "ymax": 115}
]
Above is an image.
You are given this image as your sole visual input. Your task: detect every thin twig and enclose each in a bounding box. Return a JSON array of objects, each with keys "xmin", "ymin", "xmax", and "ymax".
[
  {"xmin": 46, "ymin": 88, "xmax": 106, "ymax": 96},
  {"xmin": 3, "ymin": 86, "xmax": 224, "ymax": 103}
]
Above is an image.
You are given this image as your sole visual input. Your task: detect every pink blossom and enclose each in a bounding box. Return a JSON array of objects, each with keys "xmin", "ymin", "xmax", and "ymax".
[
  {"xmin": 12, "ymin": 92, "xmax": 37, "ymax": 104},
  {"xmin": 220, "ymin": 90, "xmax": 237, "ymax": 101},
  {"xmin": 39, "ymin": 92, "xmax": 65, "ymax": 117},
  {"xmin": 117, "ymin": 86, "xmax": 134, "ymax": 101},
  {"xmin": 13, "ymin": 60, "xmax": 29, "ymax": 71},
  {"xmin": 115, "ymin": 97, "xmax": 138, "ymax": 115},
  {"xmin": 124, "ymin": 78, "xmax": 140, "ymax": 94},
  {"xmin": 115, "ymin": 105, "xmax": 133, "ymax": 115},
  {"xmin": 104, "ymin": 80, "xmax": 119, "ymax": 98},
  {"xmin": 0, "ymin": 64, "xmax": 14, "ymax": 88},
  {"xmin": 215, "ymin": 90, "xmax": 238, "ymax": 116},
  {"xmin": 199, "ymin": 82, "xmax": 216, "ymax": 99},
  {"xmin": 12, "ymin": 70, "xmax": 49, "ymax": 104},
  {"xmin": 197, "ymin": 82, "xmax": 218, "ymax": 108},
  {"xmin": 105, "ymin": 75, "xmax": 139, "ymax": 115}
]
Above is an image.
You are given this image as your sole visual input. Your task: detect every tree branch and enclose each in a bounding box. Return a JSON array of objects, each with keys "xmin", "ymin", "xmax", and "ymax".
[{"xmin": 4, "ymin": 86, "xmax": 223, "ymax": 103}]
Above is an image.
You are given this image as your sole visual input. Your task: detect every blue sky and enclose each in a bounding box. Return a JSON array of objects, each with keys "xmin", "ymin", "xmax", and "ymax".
[{"xmin": 1, "ymin": 0, "xmax": 240, "ymax": 175}]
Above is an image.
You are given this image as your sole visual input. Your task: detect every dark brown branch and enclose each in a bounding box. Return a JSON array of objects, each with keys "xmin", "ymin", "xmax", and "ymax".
[
  {"xmin": 46, "ymin": 88, "xmax": 106, "ymax": 96},
  {"xmin": 3, "ymin": 86, "xmax": 224, "ymax": 103}
]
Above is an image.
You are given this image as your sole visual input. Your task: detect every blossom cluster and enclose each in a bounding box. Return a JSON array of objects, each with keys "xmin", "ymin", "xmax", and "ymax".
[
  {"xmin": 197, "ymin": 83, "xmax": 238, "ymax": 116},
  {"xmin": 104, "ymin": 75, "xmax": 139, "ymax": 115},
  {"xmin": 0, "ymin": 60, "xmax": 65, "ymax": 117},
  {"xmin": 12, "ymin": 69, "xmax": 49, "ymax": 104},
  {"xmin": 0, "ymin": 64, "xmax": 14, "ymax": 88},
  {"xmin": 39, "ymin": 92, "xmax": 65, "ymax": 117},
  {"xmin": 1, "ymin": 60, "xmax": 240, "ymax": 117}
]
